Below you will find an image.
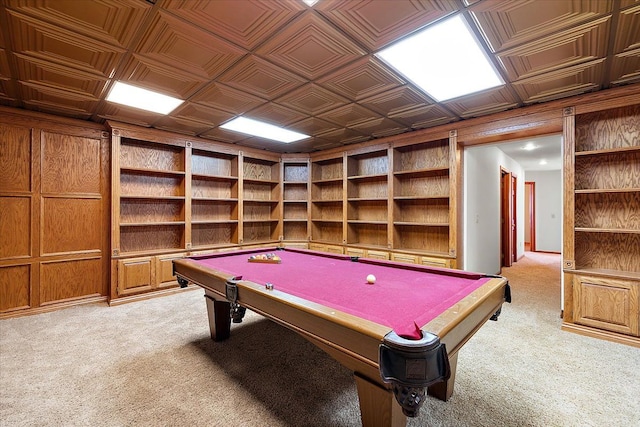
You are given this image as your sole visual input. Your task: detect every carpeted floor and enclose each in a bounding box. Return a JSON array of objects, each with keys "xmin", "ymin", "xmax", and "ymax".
[{"xmin": 1, "ymin": 251, "xmax": 638, "ymax": 426}]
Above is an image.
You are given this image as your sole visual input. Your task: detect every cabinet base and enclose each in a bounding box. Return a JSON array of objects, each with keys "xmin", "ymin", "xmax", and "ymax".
[{"xmin": 561, "ymin": 322, "xmax": 640, "ymax": 348}]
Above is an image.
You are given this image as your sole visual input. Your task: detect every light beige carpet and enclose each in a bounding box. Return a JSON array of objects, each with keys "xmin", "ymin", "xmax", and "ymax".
[{"xmin": 1, "ymin": 252, "xmax": 639, "ymax": 426}]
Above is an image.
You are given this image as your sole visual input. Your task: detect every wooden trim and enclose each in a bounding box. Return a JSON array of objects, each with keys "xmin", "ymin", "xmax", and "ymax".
[{"xmin": 525, "ymin": 181, "xmax": 536, "ymax": 252}]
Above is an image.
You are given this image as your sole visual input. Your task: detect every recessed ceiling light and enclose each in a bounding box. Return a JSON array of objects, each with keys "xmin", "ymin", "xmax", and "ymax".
[
  {"xmin": 376, "ymin": 14, "xmax": 504, "ymax": 101},
  {"xmin": 220, "ymin": 117, "xmax": 309, "ymax": 143},
  {"xmin": 522, "ymin": 142, "xmax": 538, "ymax": 151},
  {"xmin": 539, "ymin": 159, "xmax": 548, "ymax": 165},
  {"xmin": 106, "ymin": 81, "xmax": 183, "ymax": 115},
  {"xmin": 302, "ymin": 0, "xmax": 318, "ymax": 6}
]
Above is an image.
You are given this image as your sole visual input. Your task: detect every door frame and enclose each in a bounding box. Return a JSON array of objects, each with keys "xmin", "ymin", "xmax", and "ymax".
[
  {"xmin": 525, "ymin": 181, "xmax": 536, "ymax": 252},
  {"xmin": 500, "ymin": 167, "xmax": 517, "ymax": 268}
]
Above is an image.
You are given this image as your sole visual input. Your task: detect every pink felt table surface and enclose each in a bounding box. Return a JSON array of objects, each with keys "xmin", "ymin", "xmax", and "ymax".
[{"xmin": 193, "ymin": 248, "xmax": 490, "ymax": 339}]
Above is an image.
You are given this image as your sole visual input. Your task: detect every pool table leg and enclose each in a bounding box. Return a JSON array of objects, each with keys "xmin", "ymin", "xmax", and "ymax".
[
  {"xmin": 427, "ymin": 352, "xmax": 458, "ymax": 401},
  {"xmin": 204, "ymin": 292, "xmax": 231, "ymax": 341},
  {"xmin": 355, "ymin": 373, "xmax": 406, "ymax": 427}
]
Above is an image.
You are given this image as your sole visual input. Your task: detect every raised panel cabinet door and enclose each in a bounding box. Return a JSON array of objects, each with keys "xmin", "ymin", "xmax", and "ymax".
[
  {"xmin": 390, "ymin": 253, "xmax": 418, "ymax": 264},
  {"xmin": 365, "ymin": 250, "xmax": 389, "ymax": 260},
  {"xmin": 117, "ymin": 257, "xmax": 154, "ymax": 296},
  {"xmin": 420, "ymin": 256, "xmax": 449, "ymax": 268},
  {"xmin": 573, "ymin": 275, "xmax": 639, "ymax": 336},
  {"xmin": 156, "ymin": 254, "xmax": 185, "ymax": 289}
]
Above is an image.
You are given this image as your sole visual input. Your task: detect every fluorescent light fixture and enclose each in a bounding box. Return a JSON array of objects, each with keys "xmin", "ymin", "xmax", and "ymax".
[
  {"xmin": 376, "ymin": 14, "xmax": 504, "ymax": 101},
  {"xmin": 522, "ymin": 142, "xmax": 538, "ymax": 151},
  {"xmin": 220, "ymin": 117, "xmax": 309, "ymax": 143},
  {"xmin": 106, "ymin": 81, "xmax": 183, "ymax": 114},
  {"xmin": 302, "ymin": 0, "xmax": 319, "ymax": 6}
]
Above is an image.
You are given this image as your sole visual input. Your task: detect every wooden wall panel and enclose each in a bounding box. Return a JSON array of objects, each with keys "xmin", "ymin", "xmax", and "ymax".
[
  {"xmin": 39, "ymin": 258, "xmax": 102, "ymax": 304},
  {"xmin": 41, "ymin": 198, "xmax": 101, "ymax": 255},
  {"xmin": 41, "ymin": 132, "xmax": 101, "ymax": 194},
  {"xmin": 0, "ymin": 196, "xmax": 31, "ymax": 259},
  {"xmin": 0, "ymin": 124, "xmax": 31, "ymax": 192},
  {"xmin": 0, "ymin": 264, "xmax": 31, "ymax": 311}
]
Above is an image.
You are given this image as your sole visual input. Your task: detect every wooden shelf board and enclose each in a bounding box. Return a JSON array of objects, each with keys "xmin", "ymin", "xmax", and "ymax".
[
  {"xmin": 121, "ymin": 167, "xmax": 185, "ymax": 177},
  {"xmin": 116, "ymin": 248, "xmax": 187, "ymax": 258},
  {"xmin": 347, "ymin": 173, "xmax": 388, "ymax": 181},
  {"xmin": 393, "ymin": 195, "xmax": 449, "ymax": 200},
  {"xmin": 567, "ymin": 268, "xmax": 640, "ymax": 281},
  {"xmin": 311, "ymin": 177, "xmax": 343, "ymax": 184},
  {"xmin": 244, "ymin": 199, "xmax": 279, "ymax": 204},
  {"xmin": 283, "ymin": 199, "xmax": 308, "ymax": 203},
  {"xmin": 243, "ymin": 219, "xmax": 279, "ymax": 223},
  {"xmin": 284, "ymin": 181, "xmax": 308, "ymax": 185},
  {"xmin": 311, "ymin": 199, "xmax": 343, "ymax": 203},
  {"xmin": 394, "ymin": 222, "xmax": 450, "ymax": 227},
  {"xmin": 192, "ymin": 220, "xmax": 239, "ymax": 225},
  {"xmin": 347, "ymin": 198, "xmax": 388, "ymax": 202},
  {"xmin": 243, "ymin": 178, "xmax": 279, "ymax": 185},
  {"xmin": 120, "ymin": 221, "xmax": 185, "ymax": 227},
  {"xmin": 575, "ymin": 227, "xmax": 640, "ymax": 234},
  {"xmin": 192, "ymin": 197, "xmax": 238, "ymax": 202},
  {"xmin": 575, "ymin": 145, "xmax": 640, "ymax": 157},
  {"xmin": 393, "ymin": 167, "xmax": 449, "ymax": 178},
  {"xmin": 283, "ymin": 219, "xmax": 308, "ymax": 222},
  {"xmin": 192, "ymin": 173, "xmax": 238, "ymax": 181},
  {"xmin": 120, "ymin": 195, "xmax": 185, "ymax": 200},
  {"xmin": 311, "ymin": 219, "xmax": 343, "ymax": 223},
  {"xmin": 575, "ymin": 188, "xmax": 640, "ymax": 194},
  {"xmin": 348, "ymin": 220, "xmax": 387, "ymax": 225}
]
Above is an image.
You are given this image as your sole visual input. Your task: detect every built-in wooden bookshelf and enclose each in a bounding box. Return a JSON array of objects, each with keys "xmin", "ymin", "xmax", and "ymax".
[
  {"xmin": 191, "ymin": 149, "xmax": 239, "ymax": 249},
  {"xmin": 563, "ymin": 104, "xmax": 640, "ymax": 343},
  {"xmin": 118, "ymin": 138, "xmax": 186, "ymax": 255},
  {"xmin": 311, "ymin": 155, "xmax": 345, "ymax": 244},
  {"xmin": 392, "ymin": 139, "xmax": 451, "ymax": 255},
  {"xmin": 242, "ymin": 155, "xmax": 281, "ymax": 245},
  {"xmin": 282, "ymin": 158, "xmax": 310, "ymax": 242},
  {"xmin": 346, "ymin": 148, "xmax": 389, "ymax": 248}
]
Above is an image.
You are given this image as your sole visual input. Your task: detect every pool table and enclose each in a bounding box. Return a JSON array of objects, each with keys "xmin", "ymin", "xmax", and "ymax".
[{"xmin": 173, "ymin": 247, "xmax": 510, "ymax": 427}]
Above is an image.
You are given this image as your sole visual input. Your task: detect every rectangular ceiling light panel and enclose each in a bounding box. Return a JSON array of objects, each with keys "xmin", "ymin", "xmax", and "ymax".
[
  {"xmin": 376, "ymin": 15, "xmax": 504, "ymax": 102},
  {"xmin": 106, "ymin": 81, "xmax": 184, "ymax": 115},
  {"xmin": 220, "ymin": 117, "xmax": 309, "ymax": 143}
]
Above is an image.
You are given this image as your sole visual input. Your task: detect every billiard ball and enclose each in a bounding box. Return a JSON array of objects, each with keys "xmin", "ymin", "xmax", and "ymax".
[{"xmin": 366, "ymin": 274, "xmax": 376, "ymax": 284}]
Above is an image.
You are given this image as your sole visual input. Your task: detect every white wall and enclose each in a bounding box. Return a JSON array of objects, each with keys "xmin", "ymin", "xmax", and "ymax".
[
  {"xmin": 524, "ymin": 170, "xmax": 562, "ymax": 252},
  {"xmin": 464, "ymin": 145, "xmax": 525, "ymax": 274}
]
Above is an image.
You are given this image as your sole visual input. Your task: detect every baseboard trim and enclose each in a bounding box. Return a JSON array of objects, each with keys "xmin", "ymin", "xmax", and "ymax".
[
  {"xmin": 561, "ymin": 322, "xmax": 640, "ymax": 348},
  {"xmin": 109, "ymin": 285, "xmax": 200, "ymax": 306},
  {"xmin": 0, "ymin": 295, "xmax": 108, "ymax": 320}
]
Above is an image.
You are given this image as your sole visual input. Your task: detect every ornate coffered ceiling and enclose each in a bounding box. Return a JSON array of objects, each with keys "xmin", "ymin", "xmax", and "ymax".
[{"xmin": 0, "ymin": 0, "xmax": 638, "ymax": 153}]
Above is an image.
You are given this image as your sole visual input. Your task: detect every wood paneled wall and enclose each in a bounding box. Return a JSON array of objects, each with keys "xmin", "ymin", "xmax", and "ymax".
[{"xmin": 0, "ymin": 111, "xmax": 109, "ymax": 317}]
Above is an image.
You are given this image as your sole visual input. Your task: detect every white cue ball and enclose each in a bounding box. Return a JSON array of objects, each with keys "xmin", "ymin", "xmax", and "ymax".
[{"xmin": 366, "ymin": 274, "xmax": 376, "ymax": 284}]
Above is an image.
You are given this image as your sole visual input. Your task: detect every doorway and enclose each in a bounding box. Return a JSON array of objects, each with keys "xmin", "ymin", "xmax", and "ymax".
[
  {"xmin": 500, "ymin": 167, "xmax": 517, "ymax": 268},
  {"xmin": 525, "ymin": 182, "xmax": 536, "ymax": 252}
]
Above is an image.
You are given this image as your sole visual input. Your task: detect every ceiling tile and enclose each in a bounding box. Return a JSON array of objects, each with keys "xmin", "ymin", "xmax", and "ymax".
[
  {"xmin": 614, "ymin": 5, "xmax": 640, "ymax": 53},
  {"xmin": 190, "ymin": 82, "xmax": 266, "ymax": 115},
  {"xmin": 255, "ymin": 12, "xmax": 366, "ymax": 80},
  {"xmin": 442, "ymin": 86, "xmax": 519, "ymax": 118},
  {"xmin": 13, "ymin": 53, "xmax": 107, "ymax": 99},
  {"xmin": 4, "ymin": 0, "xmax": 151, "ymax": 48},
  {"xmin": 98, "ymin": 103, "xmax": 163, "ymax": 128},
  {"xmin": 497, "ymin": 16, "xmax": 610, "ymax": 80},
  {"xmin": 170, "ymin": 102, "xmax": 235, "ymax": 127},
  {"xmin": 163, "ymin": 0, "xmax": 305, "ymax": 50},
  {"xmin": 19, "ymin": 81, "xmax": 98, "ymax": 119},
  {"xmin": 610, "ymin": 49, "xmax": 640, "ymax": 86},
  {"xmin": 119, "ymin": 55, "xmax": 207, "ymax": 99},
  {"xmin": 153, "ymin": 116, "xmax": 214, "ymax": 136},
  {"xmin": 135, "ymin": 11, "xmax": 246, "ymax": 80},
  {"xmin": 350, "ymin": 117, "xmax": 408, "ymax": 138},
  {"xmin": 388, "ymin": 105, "xmax": 456, "ymax": 130},
  {"xmin": 286, "ymin": 117, "xmax": 341, "ymax": 137},
  {"xmin": 275, "ymin": 83, "xmax": 349, "ymax": 115},
  {"xmin": 317, "ymin": 103, "xmax": 382, "ymax": 127},
  {"xmin": 245, "ymin": 103, "xmax": 309, "ymax": 126},
  {"xmin": 471, "ymin": 0, "xmax": 613, "ymax": 52},
  {"xmin": 218, "ymin": 55, "xmax": 307, "ymax": 100},
  {"xmin": 358, "ymin": 85, "xmax": 433, "ymax": 116},
  {"xmin": 317, "ymin": 0, "xmax": 457, "ymax": 51},
  {"xmin": 199, "ymin": 127, "xmax": 250, "ymax": 144},
  {"xmin": 512, "ymin": 59, "xmax": 606, "ymax": 104},
  {"xmin": 6, "ymin": 10, "xmax": 125, "ymax": 78},
  {"xmin": 316, "ymin": 127, "xmax": 369, "ymax": 145},
  {"xmin": 0, "ymin": 49, "xmax": 11, "ymax": 79},
  {"xmin": 317, "ymin": 56, "xmax": 404, "ymax": 101}
]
